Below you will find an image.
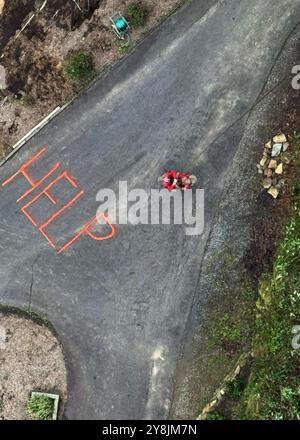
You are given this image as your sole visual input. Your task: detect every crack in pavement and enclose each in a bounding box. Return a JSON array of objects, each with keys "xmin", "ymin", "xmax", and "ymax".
[{"xmin": 28, "ymin": 256, "xmax": 40, "ymax": 314}]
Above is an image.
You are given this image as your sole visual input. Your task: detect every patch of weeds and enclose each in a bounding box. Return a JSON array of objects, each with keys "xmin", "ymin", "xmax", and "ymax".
[
  {"xmin": 222, "ymin": 246, "xmax": 235, "ymax": 266},
  {"xmin": 206, "ymin": 411, "xmax": 226, "ymax": 420},
  {"xmin": 64, "ymin": 52, "xmax": 94, "ymax": 83},
  {"xmin": 225, "ymin": 379, "xmax": 243, "ymax": 400},
  {"xmin": 118, "ymin": 43, "xmax": 131, "ymax": 55},
  {"xmin": 212, "ymin": 314, "xmax": 242, "ymax": 345},
  {"xmin": 204, "ymin": 270, "xmax": 256, "ymax": 361},
  {"xmin": 242, "ymin": 284, "xmax": 257, "ymax": 302},
  {"xmin": 20, "ymin": 94, "xmax": 35, "ymax": 107},
  {"xmin": 210, "ymin": 303, "xmax": 255, "ymax": 355},
  {"xmin": 127, "ymin": 2, "xmax": 148, "ymax": 28},
  {"xmin": 195, "ymin": 245, "xmax": 255, "ymax": 416},
  {"xmin": 206, "ymin": 246, "xmax": 235, "ymax": 273},
  {"xmin": 26, "ymin": 395, "xmax": 54, "ymax": 420}
]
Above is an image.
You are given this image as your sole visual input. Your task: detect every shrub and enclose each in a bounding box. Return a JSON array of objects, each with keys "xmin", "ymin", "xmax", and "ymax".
[
  {"xmin": 26, "ymin": 395, "xmax": 54, "ymax": 420},
  {"xmin": 119, "ymin": 43, "xmax": 131, "ymax": 55},
  {"xmin": 127, "ymin": 3, "xmax": 147, "ymax": 27},
  {"xmin": 225, "ymin": 379, "xmax": 243, "ymax": 400},
  {"xmin": 64, "ymin": 52, "xmax": 94, "ymax": 83},
  {"xmin": 206, "ymin": 411, "xmax": 226, "ymax": 420}
]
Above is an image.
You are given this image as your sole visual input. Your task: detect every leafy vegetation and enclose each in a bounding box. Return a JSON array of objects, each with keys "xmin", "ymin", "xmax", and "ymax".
[
  {"xmin": 127, "ymin": 3, "xmax": 147, "ymax": 27},
  {"xmin": 210, "ymin": 285, "xmax": 256, "ymax": 354},
  {"xmin": 118, "ymin": 43, "xmax": 131, "ymax": 55},
  {"xmin": 206, "ymin": 411, "xmax": 226, "ymax": 420},
  {"xmin": 212, "ymin": 314, "xmax": 242, "ymax": 345},
  {"xmin": 64, "ymin": 52, "xmax": 94, "ymax": 83},
  {"xmin": 225, "ymin": 379, "xmax": 243, "ymax": 400},
  {"xmin": 20, "ymin": 94, "xmax": 35, "ymax": 107},
  {"xmin": 26, "ymin": 395, "xmax": 54, "ymax": 420}
]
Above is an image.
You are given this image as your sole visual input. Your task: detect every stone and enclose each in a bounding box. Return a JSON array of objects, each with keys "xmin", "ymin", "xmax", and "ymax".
[
  {"xmin": 0, "ymin": 64, "xmax": 6, "ymax": 90},
  {"xmin": 268, "ymin": 159, "xmax": 277, "ymax": 169},
  {"xmin": 263, "ymin": 148, "xmax": 270, "ymax": 157},
  {"xmin": 264, "ymin": 168, "xmax": 273, "ymax": 177},
  {"xmin": 273, "ymin": 133, "xmax": 287, "ymax": 143},
  {"xmin": 271, "ymin": 143, "xmax": 282, "ymax": 157},
  {"xmin": 267, "ymin": 186, "xmax": 279, "ymax": 199},
  {"xmin": 258, "ymin": 168, "xmax": 263, "ymax": 174},
  {"xmin": 283, "ymin": 142, "xmax": 289, "ymax": 152},
  {"xmin": 265, "ymin": 140, "xmax": 272, "ymax": 149},
  {"xmin": 235, "ymin": 365, "xmax": 241, "ymax": 375},
  {"xmin": 260, "ymin": 157, "xmax": 267, "ymax": 167},
  {"xmin": 262, "ymin": 178, "xmax": 272, "ymax": 189},
  {"xmin": 275, "ymin": 163, "xmax": 283, "ymax": 175}
]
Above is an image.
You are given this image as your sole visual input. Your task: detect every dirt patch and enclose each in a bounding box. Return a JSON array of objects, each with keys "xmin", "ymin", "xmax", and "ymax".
[
  {"xmin": 243, "ymin": 185, "xmax": 291, "ymax": 281},
  {"xmin": 0, "ymin": 1, "xmax": 35, "ymax": 52},
  {"xmin": 0, "ymin": 312, "xmax": 67, "ymax": 420},
  {"xmin": 0, "ymin": 0, "xmax": 182, "ymax": 154}
]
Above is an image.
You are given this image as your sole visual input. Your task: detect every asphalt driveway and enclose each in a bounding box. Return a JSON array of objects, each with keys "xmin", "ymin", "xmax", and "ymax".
[{"xmin": 0, "ymin": 0, "xmax": 300, "ymax": 419}]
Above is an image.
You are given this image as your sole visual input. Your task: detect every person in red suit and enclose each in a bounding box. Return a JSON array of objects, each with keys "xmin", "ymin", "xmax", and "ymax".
[{"xmin": 161, "ymin": 171, "xmax": 192, "ymax": 191}]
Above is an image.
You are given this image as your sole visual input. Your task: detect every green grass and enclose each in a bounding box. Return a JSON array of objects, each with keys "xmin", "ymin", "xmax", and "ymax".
[
  {"xmin": 212, "ymin": 314, "xmax": 243, "ymax": 345},
  {"xmin": 210, "ymin": 285, "xmax": 256, "ymax": 354},
  {"xmin": 206, "ymin": 411, "xmax": 226, "ymax": 420},
  {"xmin": 225, "ymin": 379, "xmax": 243, "ymax": 400},
  {"xmin": 206, "ymin": 247, "xmax": 256, "ymax": 353},
  {"xmin": 127, "ymin": 3, "xmax": 147, "ymax": 27},
  {"xmin": 26, "ymin": 395, "xmax": 54, "ymax": 420},
  {"xmin": 232, "ymin": 138, "xmax": 300, "ymax": 420},
  {"xmin": 64, "ymin": 52, "xmax": 94, "ymax": 83},
  {"xmin": 118, "ymin": 43, "xmax": 131, "ymax": 55}
]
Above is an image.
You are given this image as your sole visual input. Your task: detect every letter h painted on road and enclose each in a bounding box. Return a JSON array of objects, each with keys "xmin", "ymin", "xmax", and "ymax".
[{"xmin": 2, "ymin": 147, "xmax": 116, "ymax": 254}]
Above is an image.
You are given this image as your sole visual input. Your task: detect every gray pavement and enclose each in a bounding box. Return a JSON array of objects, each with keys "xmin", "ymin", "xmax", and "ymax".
[{"xmin": 0, "ymin": 0, "xmax": 300, "ymax": 419}]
